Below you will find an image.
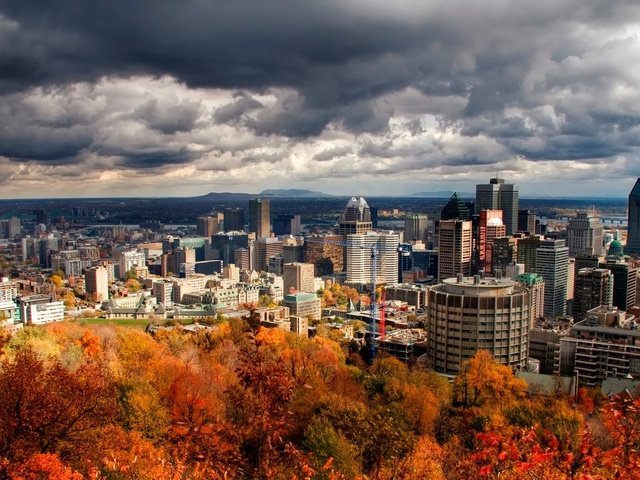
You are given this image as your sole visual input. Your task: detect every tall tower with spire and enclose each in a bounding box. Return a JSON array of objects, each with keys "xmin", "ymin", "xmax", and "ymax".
[{"xmin": 627, "ymin": 178, "xmax": 640, "ymax": 256}]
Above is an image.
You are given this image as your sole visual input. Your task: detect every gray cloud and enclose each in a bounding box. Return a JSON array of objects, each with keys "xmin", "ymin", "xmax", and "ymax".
[{"xmin": 0, "ymin": 1, "xmax": 639, "ymax": 195}]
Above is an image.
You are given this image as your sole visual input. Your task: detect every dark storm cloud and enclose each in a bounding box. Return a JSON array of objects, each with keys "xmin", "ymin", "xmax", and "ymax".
[
  {"xmin": 0, "ymin": 0, "xmax": 640, "ymax": 185},
  {"xmin": 213, "ymin": 93, "xmax": 263, "ymax": 124}
]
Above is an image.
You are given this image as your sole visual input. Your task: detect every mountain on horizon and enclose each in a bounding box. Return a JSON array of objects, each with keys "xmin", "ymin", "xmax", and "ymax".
[{"xmin": 258, "ymin": 188, "xmax": 333, "ymax": 197}]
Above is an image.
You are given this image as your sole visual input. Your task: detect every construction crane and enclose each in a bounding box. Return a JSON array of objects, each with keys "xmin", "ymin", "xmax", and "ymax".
[{"xmin": 301, "ymin": 234, "xmax": 399, "ymax": 360}]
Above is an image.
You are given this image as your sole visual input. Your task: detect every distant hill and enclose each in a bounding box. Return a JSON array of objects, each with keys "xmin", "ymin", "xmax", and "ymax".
[
  {"xmin": 258, "ymin": 189, "xmax": 333, "ymax": 198},
  {"xmin": 410, "ymin": 190, "xmax": 475, "ymax": 198}
]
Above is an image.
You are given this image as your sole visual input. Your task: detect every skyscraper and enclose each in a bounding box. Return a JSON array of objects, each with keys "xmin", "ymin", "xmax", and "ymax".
[
  {"xmin": 567, "ymin": 211, "xmax": 604, "ymax": 257},
  {"xmin": 440, "ymin": 193, "xmax": 471, "ymax": 221},
  {"xmin": 249, "ymin": 199, "xmax": 271, "ymax": 238},
  {"xmin": 536, "ymin": 239, "xmax": 569, "ymax": 317},
  {"xmin": 477, "ymin": 210, "xmax": 505, "ymax": 274},
  {"xmin": 283, "ymin": 262, "xmax": 316, "ymax": 294},
  {"xmin": 223, "ymin": 207, "xmax": 245, "ymax": 232},
  {"xmin": 338, "ymin": 197, "xmax": 372, "ymax": 235},
  {"xmin": 437, "ymin": 220, "xmax": 472, "ymax": 280},
  {"xmin": 627, "ymin": 178, "xmax": 640, "ymax": 255},
  {"xmin": 404, "ymin": 213, "xmax": 428, "ymax": 244},
  {"xmin": 573, "ymin": 268, "xmax": 613, "ymax": 321},
  {"xmin": 518, "ymin": 209, "xmax": 536, "ymax": 234},
  {"xmin": 345, "ymin": 231, "xmax": 399, "ymax": 285},
  {"xmin": 196, "ymin": 216, "xmax": 219, "ymax": 237},
  {"xmin": 475, "ymin": 177, "xmax": 519, "ymax": 235}
]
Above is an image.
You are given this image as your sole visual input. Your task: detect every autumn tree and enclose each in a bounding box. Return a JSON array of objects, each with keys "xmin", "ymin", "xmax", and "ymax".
[
  {"xmin": 454, "ymin": 350, "xmax": 526, "ymax": 408},
  {"xmin": 0, "ymin": 349, "xmax": 117, "ymax": 473}
]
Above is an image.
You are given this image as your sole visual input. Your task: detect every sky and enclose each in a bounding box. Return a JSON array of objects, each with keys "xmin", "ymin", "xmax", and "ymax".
[{"xmin": 1, "ymin": 1, "xmax": 640, "ymax": 198}]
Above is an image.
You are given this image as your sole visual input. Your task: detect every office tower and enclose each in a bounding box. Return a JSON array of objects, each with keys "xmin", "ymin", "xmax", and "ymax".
[
  {"xmin": 536, "ymin": 239, "xmax": 569, "ymax": 317},
  {"xmin": 492, "ymin": 236, "xmax": 518, "ymax": 277},
  {"xmin": 249, "ymin": 199, "xmax": 271, "ymax": 238},
  {"xmin": 567, "ymin": 211, "xmax": 604, "ymax": 257},
  {"xmin": 235, "ymin": 248, "xmax": 251, "ymax": 271},
  {"xmin": 84, "ymin": 266, "xmax": 109, "ymax": 302},
  {"xmin": 573, "ymin": 268, "xmax": 613, "ymax": 321},
  {"xmin": 477, "ymin": 210, "xmax": 505, "ymax": 274},
  {"xmin": 223, "ymin": 263, "xmax": 240, "ymax": 282},
  {"xmin": 404, "ymin": 213, "xmax": 428, "ymax": 244},
  {"xmin": 440, "ymin": 193, "xmax": 471, "ymax": 221},
  {"xmin": 518, "ymin": 209, "xmax": 536, "ymax": 234},
  {"xmin": 627, "ymin": 178, "xmax": 640, "ymax": 255},
  {"xmin": 304, "ymin": 235, "xmax": 344, "ymax": 276},
  {"xmin": 196, "ymin": 216, "xmax": 219, "ymax": 238},
  {"xmin": 427, "ymin": 276, "xmax": 531, "ymax": 375},
  {"xmin": 397, "ymin": 243, "xmax": 413, "ymax": 282},
  {"xmin": 599, "ymin": 258, "xmax": 637, "ymax": 311},
  {"xmin": 254, "ymin": 237, "xmax": 283, "ymax": 273},
  {"xmin": 283, "ymin": 262, "xmax": 316, "ymax": 294},
  {"xmin": 211, "ymin": 232, "xmax": 249, "ymax": 266},
  {"xmin": 346, "ymin": 232, "xmax": 399, "ymax": 285},
  {"xmin": 574, "ymin": 253, "xmax": 601, "ymax": 272},
  {"xmin": 273, "ymin": 214, "xmax": 302, "ymax": 236},
  {"xmin": 283, "ymin": 244, "xmax": 305, "ymax": 264},
  {"xmin": 437, "ymin": 220, "xmax": 472, "ymax": 280},
  {"xmin": 475, "ymin": 177, "xmax": 519, "ymax": 234},
  {"xmin": 338, "ymin": 197, "xmax": 372, "ymax": 235},
  {"xmin": 223, "ymin": 207, "xmax": 245, "ymax": 232},
  {"xmin": 517, "ymin": 235, "xmax": 541, "ymax": 273}
]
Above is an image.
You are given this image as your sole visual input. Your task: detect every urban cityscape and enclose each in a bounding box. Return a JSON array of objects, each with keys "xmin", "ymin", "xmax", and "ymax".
[
  {"xmin": 3, "ymin": 0, "xmax": 640, "ymax": 478},
  {"xmin": 0, "ymin": 180, "xmax": 638, "ymax": 478}
]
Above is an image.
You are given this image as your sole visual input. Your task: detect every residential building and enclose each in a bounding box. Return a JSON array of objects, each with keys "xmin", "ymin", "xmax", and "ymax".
[
  {"xmin": 85, "ymin": 266, "xmax": 109, "ymax": 302},
  {"xmin": 427, "ymin": 275, "xmax": 531, "ymax": 375},
  {"xmin": 516, "ymin": 273, "xmax": 545, "ymax": 320}
]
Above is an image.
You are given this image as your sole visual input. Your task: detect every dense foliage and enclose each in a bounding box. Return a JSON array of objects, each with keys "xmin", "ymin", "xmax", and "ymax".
[{"xmin": 0, "ymin": 319, "xmax": 637, "ymax": 479}]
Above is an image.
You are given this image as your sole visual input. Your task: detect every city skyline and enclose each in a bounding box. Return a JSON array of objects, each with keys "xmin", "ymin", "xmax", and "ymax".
[{"xmin": 1, "ymin": 2, "xmax": 640, "ymax": 198}]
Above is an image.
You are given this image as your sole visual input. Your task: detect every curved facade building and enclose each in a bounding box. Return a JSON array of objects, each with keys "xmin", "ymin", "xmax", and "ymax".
[{"xmin": 427, "ymin": 275, "xmax": 531, "ymax": 375}]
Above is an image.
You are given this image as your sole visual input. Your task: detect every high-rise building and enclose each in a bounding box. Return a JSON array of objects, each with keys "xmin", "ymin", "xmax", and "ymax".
[
  {"xmin": 437, "ymin": 220, "xmax": 472, "ymax": 281},
  {"xmin": 249, "ymin": 199, "xmax": 271, "ymax": 238},
  {"xmin": 536, "ymin": 239, "xmax": 569, "ymax": 317},
  {"xmin": 440, "ymin": 193, "xmax": 471, "ymax": 221},
  {"xmin": 516, "ymin": 273, "xmax": 545, "ymax": 320},
  {"xmin": 346, "ymin": 232, "xmax": 399, "ymax": 285},
  {"xmin": 518, "ymin": 209, "xmax": 536, "ymax": 234},
  {"xmin": 475, "ymin": 177, "xmax": 519, "ymax": 235},
  {"xmin": 404, "ymin": 214, "xmax": 428, "ymax": 244},
  {"xmin": 85, "ymin": 266, "xmax": 110, "ymax": 302},
  {"xmin": 492, "ymin": 236, "xmax": 518, "ymax": 277},
  {"xmin": 573, "ymin": 268, "xmax": 613, "ymax": 321},
  {"xmin": 477, "ymin": 210, "xmax": 505, "ymax": 274},
  {"xmin": 254, "ymin": 237, "xmax": 283, "ymax": 273},
  {"xmin": 567, "ymin": 211, "xmax": 604, "ymax": 257},
  {"xmin": 283, "ymin": 263, "xmax": 316, "ymax": 294},
  {"xmin": 517, "ymin": 234, "xmax": 541, "ymax": 273},
  {"xmin": 223, "ymin": 208, "xmax": 245, "ymax": 232},
  {"xmin": 338, "ymin": 197, "xmax": 372, "ymax": 235},
  {"xmin": 599, "ymin": 258, "xmax": 637, "ymax": 312},
  {"xmin": 211, "ymin": 232, "xmax": 249, "ymax": 266},
  {"xmin": 304, "ymin": 235, "xmax": 344, "ymax": 276},
  {"xmin": 627, "ymin": 178, "xmax": 640, "ymax": 256},
  {"xmin": 427, "ymin": 276, "xmax": 531, "ymax": 375},
  {"xmin": 273, "ymin": 214, "xmax": 302, "ymax": 236},
  {"xmin": 196, "ymin": 216, "xmax": 220, "ymax": 238}
]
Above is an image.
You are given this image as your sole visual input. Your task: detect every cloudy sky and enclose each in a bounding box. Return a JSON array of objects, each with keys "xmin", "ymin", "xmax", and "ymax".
[{"xmin": 1, "ymin": 0, "xmax": 640, "ymax": 198}]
